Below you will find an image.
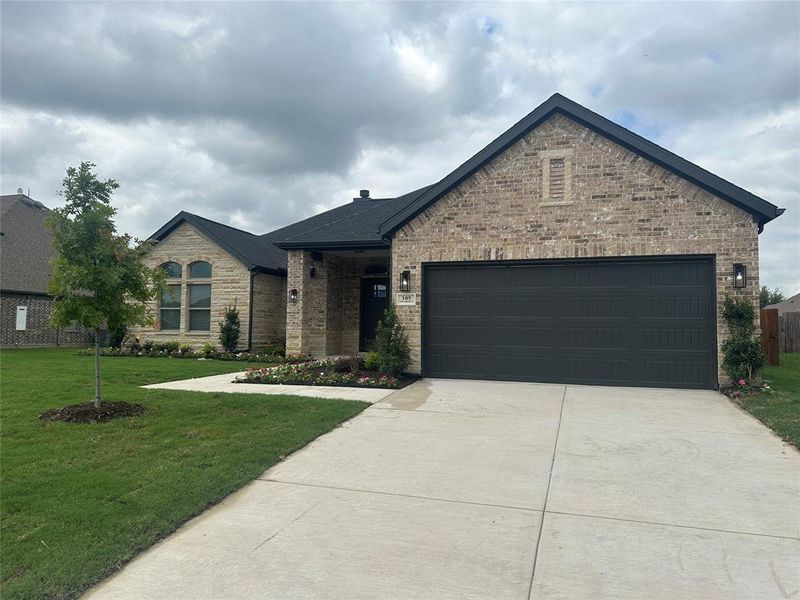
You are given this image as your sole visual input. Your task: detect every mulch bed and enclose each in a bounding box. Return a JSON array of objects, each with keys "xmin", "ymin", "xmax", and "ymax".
[{"xmin": 40, "ymin": 401, "xmax": 146, "ymax": 424}]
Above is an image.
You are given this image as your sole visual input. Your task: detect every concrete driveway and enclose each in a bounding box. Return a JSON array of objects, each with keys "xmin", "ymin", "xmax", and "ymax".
[{"xmin": 86, "ymin": 380, "xmax": 800, "ymax": 600}]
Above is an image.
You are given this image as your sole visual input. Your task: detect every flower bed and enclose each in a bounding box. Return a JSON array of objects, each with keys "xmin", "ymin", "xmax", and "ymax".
[
  {"xmin": 236, "ymin": 356, "xmax": 414, "ymax": 389},
  {"xmin": 720, "ymin": 377, "xmax": 772, "ymax": 400},
  {"xmin": 78, "ymin": 340, "xmax": 290, "ymax": 364}
]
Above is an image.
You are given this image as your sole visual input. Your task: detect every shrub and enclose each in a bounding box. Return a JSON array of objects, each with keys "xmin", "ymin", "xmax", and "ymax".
[
  {"xmin": 219, "ymin": 305, "xmax": 240, "ymax": 353},
  {"xmin": 364, "ymin": 351, "xmax": 380, "ymax": 371},
  {"xmin": 262, "ymin": 341, "xmax": 286, "ymax": 357},
  {"xmin": 371, "ymin": 305, "xmax": 410, "ymax": 376},
  {"xmin": 109, "ymin": 324, "xmax": 127, "ymax": 349},
  {"xmin": 721, "ymin": 295, "xmax": 764, "ymax": 382},
  {"xmin": 722, "ymin": 295, "xmax": 756, "ymax": 335},
  {"xmin": 142, "ymin": 339, "xmax": 154, "ymax": 353},
  {"xmin": 201, "ymin": 342, "xmax": 216, "ymax": 358},
  {"xmin": 178, "ymin": 343, "xmax": 194, "ymax": 356},
  {"xmin": 126, "ymin": 336, "xmax": 141, "ymax": 352}
]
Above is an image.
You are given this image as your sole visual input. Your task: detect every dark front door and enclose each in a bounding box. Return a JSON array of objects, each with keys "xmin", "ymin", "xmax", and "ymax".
[
  {"xmin": 360, "ymin": 278, "xmax": 389, "ymax": 351},
  {"xmin": 422, "ymin": 257, "xmax": 717, "ymax": 389}
]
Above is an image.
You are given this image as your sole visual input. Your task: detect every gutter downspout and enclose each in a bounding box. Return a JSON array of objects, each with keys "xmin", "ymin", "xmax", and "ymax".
[{"xmin": 246, "ymin": 269, "xmax": 254, "ymax": 352}]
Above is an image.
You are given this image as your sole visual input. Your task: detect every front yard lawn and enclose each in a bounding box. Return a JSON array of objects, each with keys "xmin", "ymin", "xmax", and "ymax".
[
  {"xmin": 0, "ymin": 348, "xmax": 368, "ymax": 600},
  {"xmin": 736, "ymin": 353, "xmax": 800, "ymax": 449}
]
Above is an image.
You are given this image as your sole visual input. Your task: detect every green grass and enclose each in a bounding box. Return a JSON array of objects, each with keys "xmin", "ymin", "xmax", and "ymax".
[
  {"xmin": 737, "ymin": 353, "xmax": 800, "ymax": 449},
  {"xmin": 0, "ymin": 348, "xmax": 368, "ymax": 600}
]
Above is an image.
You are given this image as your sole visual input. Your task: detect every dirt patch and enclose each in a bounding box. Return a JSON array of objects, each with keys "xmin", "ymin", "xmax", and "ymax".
[{"xmin": 40, "ymin": 401, "xmax": 146, "ymax": 424}]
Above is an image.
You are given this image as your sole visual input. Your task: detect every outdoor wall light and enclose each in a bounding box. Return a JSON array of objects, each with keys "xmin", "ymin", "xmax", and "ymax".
[
  {"xmin": 309, "ymin": 266, "xmax": 317, "ymax": 278},
  {"xmin": 733, "ymin": 263, "xmax": 747, "ymax": 288},
  {"xmin": 289, "ymin": 288, "xmax": 298, "ymax": 303},
  {"xmin": 400, "ymin": 270, "xmax": 411, "ymax": 292}
]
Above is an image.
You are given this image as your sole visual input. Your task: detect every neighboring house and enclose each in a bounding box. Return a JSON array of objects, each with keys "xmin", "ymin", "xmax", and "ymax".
[
  {"xmin": 136, "ymin": 94, "xmax": 784, "ymax": 389},
  {"xmin": 764, "ymin": 292, "xmax": 800, "ymax": 315},
  {"xmin": 0, "ymin": 192, "xmax": 94, "ymax": 347}
]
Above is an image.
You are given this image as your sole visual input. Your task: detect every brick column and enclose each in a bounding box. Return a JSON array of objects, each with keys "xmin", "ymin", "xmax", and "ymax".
[{"xmin": 285, "ymin": 250, "xmax": 312, "ymax": 356}]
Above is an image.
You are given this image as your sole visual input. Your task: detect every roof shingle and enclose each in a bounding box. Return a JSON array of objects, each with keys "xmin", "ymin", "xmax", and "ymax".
[{"xmin": 0, "ymin": 194, "xmax": 55, "ymax": 294}]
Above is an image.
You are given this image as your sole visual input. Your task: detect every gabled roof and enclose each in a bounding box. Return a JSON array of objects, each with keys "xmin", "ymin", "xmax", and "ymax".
[
  {"xmin": 0, "ymin": 194, "xmax": 55, "ymax": 294},
  {"xmin": 271, "ymin": 185, "xmax": 432, "ymax": 250},
  {"xmin": 764, "ymin": 292, "xmax": 800, "ymax": 315},
  {"xmin": 379, "ymin": 93, "xmax": 784, "ymax": 236},
  {"xmin": 149, "ymin": 212, "xmax": 287, "ymax": 274}
]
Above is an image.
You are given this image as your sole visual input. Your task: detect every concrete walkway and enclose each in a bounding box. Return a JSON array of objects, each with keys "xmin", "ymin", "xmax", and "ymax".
[
  {"xmin": 87, "ymin": 379, "xmax": 800, "ymax": 599},
  {"xmin": 142, "ymin": 371, "xmax": 396, "ymax": 403}
]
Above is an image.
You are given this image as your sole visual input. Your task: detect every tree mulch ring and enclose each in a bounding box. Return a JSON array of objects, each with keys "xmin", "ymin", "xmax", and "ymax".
[{"xmin": 40, "ymin": 401, "xmax": 146, "ymax": 424}]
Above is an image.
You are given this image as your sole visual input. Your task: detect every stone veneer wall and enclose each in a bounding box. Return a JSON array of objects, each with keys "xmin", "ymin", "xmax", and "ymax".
[
  {"xmin": 285, "ymin": 252, "xmax": 387, "ymax": 357},
  {"xmin": 0, "ymin": 292, "xmax": 94, "ymax": 347},
  {"xmin": 128, "ymin": 222, "xmax": 253, "ymax": 350},
  {"xmin": 250, "ymin": 272, "xmax": 287, "ymax": 351},
  {"xmin": 391, "ymin": 114, "xmax": 760, "ymax": 381}
]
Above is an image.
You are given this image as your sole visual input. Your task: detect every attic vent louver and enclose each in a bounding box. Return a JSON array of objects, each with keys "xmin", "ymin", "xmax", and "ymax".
[{"xmin": 548, "ymin": 158, "xmax": 565, "ymax": 200}]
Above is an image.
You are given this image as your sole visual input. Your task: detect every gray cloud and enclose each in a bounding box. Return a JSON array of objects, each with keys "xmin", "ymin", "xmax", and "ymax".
[{"xmin": 1, "ymin": 1, "xmax": 798, "ymax": 292}]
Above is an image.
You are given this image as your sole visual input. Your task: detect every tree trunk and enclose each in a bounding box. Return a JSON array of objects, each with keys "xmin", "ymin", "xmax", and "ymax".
[{"xmin": 94, "ymin": 328, "xmax": 102, "ymax": 408}]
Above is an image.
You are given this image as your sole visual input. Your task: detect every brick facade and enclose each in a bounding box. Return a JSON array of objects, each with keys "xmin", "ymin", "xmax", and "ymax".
[
  {"xmin": 0, "ymin": 292, "xmax": 94, "ymax": 347},
  {"xmin": 390, "ymin": 114, "xmax": 760, "ymax": 381},
  {"xmin": 285, "ymin": 251, "xmax": 388, "ymax": 357},
  {"xmin": 129, "ymin": 222, "xmax": 285, "ymax": 351}
]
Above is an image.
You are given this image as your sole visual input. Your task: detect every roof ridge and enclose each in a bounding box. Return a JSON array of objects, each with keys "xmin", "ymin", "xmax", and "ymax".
[
  {"xmin": 276, "ymin": 201, "xmax": 392, "ymax": 243},
  {"xmin": 183, "ymin": 211, "xmax": 258, "ymax": 236}
]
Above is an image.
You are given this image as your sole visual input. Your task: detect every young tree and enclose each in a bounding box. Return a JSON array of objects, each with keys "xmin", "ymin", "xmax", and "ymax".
[
  {"xmin": 759, "ymin": 285, "xmax": 785, "ymax": 308},
  {"xmin": 48, "ymin": 162, "xmax": 163, "ymax": 407}
]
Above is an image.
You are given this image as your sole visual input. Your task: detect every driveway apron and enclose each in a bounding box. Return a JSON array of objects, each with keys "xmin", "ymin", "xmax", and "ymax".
[{"xmin": 85, "ymin": 379, "xmax": 800, "ymax": 600}]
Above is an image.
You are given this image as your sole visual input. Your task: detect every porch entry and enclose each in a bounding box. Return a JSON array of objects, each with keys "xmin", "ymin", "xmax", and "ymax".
[{"xmin": 360, "ymin": 277, "xmax": 389, "ymax": 351}]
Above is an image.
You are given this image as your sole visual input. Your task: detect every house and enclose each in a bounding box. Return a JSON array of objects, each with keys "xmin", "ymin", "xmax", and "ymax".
[
  {"xmin": 0, "ymin": 191, "xmax": 94, "ymax": 347},
  {"xmin": 764, "ymin": 292, "xmax": 800, "ymax": 315},
  {"xmin": 132, "ymin": 94, "xmax": 784, "ymax": 389}
]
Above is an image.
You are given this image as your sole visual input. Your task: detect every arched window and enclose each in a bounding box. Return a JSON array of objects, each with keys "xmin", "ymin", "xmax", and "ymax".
[
  {"xmin": 189, "ymin": 261, "xmax": 212, "ymax": 278},
  {"xmin": 161, "ymin": 261, "xmax": 182, "ymax": 278},
  {"xmin": 187, "ymin": 262, "xmax": 212, "ymax": 331}
]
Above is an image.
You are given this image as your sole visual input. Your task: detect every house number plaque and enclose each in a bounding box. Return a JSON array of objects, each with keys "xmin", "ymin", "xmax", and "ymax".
[{"xmin": 396, "ymin": 293, "xmax": 416, "ymax": 306}]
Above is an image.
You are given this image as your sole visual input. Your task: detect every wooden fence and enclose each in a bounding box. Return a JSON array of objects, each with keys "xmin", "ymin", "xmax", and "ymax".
[
  {"xmin": 779, "ymin": 312, "xmax": 800, "ymax": 353},
  {"xmin": 760, "ymin": 309, "xmax": 779, "ymax": 365}
]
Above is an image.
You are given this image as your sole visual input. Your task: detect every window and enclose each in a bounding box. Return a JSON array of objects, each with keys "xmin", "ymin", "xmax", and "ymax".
[
  {"xmin": 65, "ymin": 319, "xmax": 79, "ymax": 332},
  {"xmin": 162, "ymin": 261, "xmax": 182, "ymax": 278},
  {"xmin": 160, "ymin": 284, "xmax": 182, "ymax": 330},
  {"xmin": 189, "ymin": 284, "xmax": 211, "ymax": 331},
  {"xmin": 15, "ymin": 306, "xmax": 27, "ymax": 331},
  {"xmin": 189, "ymin": 261, "xmax": 212, "ymax": 278},
  {"xmin": 372, "ymin": 283, "xmax": 387, "ymax": 299}
]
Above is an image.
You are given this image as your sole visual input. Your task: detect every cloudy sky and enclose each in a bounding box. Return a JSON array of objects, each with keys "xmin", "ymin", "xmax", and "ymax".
[{"xmin": 1, "ymin": 1, "xmax": 798, "ymax": 292}]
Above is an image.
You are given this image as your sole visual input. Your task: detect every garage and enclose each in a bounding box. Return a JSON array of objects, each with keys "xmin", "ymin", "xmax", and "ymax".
[{"xmin": 422, "ymin": 257, "xmax": 717, "ymax": 389}]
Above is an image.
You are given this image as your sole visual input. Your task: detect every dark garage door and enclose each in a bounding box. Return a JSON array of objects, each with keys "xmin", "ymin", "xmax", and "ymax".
[{"xmin": 422, "ymin": 257, "xmax": 717, "ymax": 389}]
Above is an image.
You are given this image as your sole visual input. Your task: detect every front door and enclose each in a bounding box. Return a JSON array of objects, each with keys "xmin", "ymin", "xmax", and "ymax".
[{"xmin": 360, "ymin": 278, "xmax": 389, "ymax": 351}]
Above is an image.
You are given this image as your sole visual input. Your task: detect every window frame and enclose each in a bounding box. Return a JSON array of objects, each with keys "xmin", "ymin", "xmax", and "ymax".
[
  {"xmin": 188, "ymin": 283, "xmax": 212, "ymax": 332},
  {"xmin": 188, "ymin": 261, "xmax": 212, "ymax": 279},
  {"xmin": 159, "ymin": 283, "xmax": 182, "ymax": 331},
  {"xmin": 161, "ymin": 261, "xmax": 182, "ymax": 279}
]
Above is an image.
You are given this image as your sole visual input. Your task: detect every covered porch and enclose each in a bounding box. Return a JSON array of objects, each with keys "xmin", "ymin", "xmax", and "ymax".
[{"xmin": 285, "ymin": 248, "xmax": 390, "ymax": 357}]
